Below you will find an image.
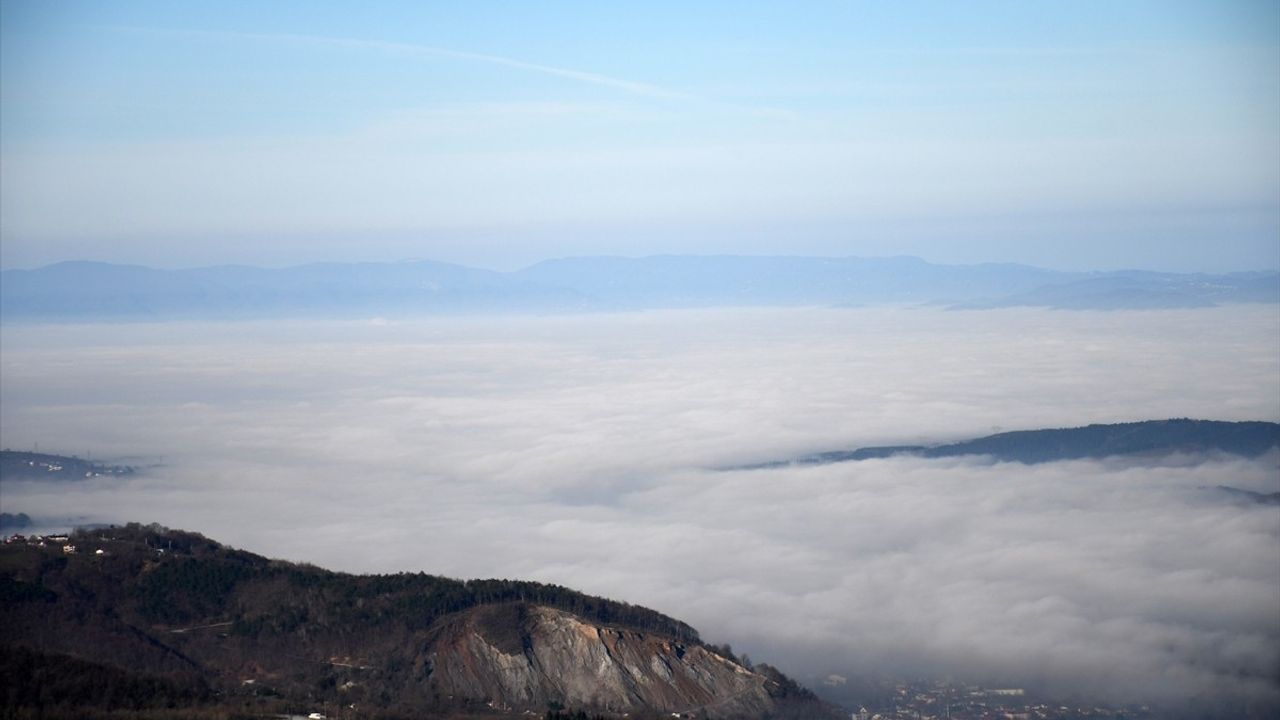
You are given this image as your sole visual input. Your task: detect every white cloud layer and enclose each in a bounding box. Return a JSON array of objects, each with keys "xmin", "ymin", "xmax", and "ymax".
[{"xmin": 2, "ymin": 305, "xmax": 1278, "ymax": 708}]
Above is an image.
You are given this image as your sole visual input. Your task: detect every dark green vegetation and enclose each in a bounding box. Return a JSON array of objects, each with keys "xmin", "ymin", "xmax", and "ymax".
[
  {"xmin": 0, "ymin": 644, "xmax": 213, "ymax": 714},
  {"xmin": 0, "ymin": 524, "xmax": 819, "ymax": 719},
  {"xmin": 0, "ymin": 450, "xmax": 135, "ymax": 482},
  {"xmin": 748, "ymin": 419, "xmax": 1280, "ymax": 468}
]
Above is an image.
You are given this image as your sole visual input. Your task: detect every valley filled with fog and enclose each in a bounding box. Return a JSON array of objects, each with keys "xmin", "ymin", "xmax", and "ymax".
[{"xmin": 2, "ymin": 304, "xmax": 1278, "ymax": 708}]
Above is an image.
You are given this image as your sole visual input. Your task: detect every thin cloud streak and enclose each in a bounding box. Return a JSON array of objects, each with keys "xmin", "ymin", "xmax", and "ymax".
[{"xmin": 103, "ymin": 25, "xmax": 696, "ymax": 101}]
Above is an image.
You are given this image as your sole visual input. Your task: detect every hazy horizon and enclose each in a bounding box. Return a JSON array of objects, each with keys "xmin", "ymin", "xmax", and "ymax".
[
  {"xmin": 3, "ymin": 249, "xmax": 1280, "ymax": 275},
  {"xmin": 3, "ymin": 1, "xmax": 1278, "ymax": 273}
]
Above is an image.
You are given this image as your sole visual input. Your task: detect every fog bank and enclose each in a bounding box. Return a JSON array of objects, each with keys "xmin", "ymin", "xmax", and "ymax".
[{"xmin": 2, "ymin": 305, "xmax": 1277, "ymax": 708}]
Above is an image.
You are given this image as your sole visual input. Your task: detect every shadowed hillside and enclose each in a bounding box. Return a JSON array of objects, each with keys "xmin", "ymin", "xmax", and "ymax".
[
  {"xmin": 0, "ymin": 524, "xmax": 837, "ymax": 719},
  {"xmin": 747, "ymin": 419, "xmax": 1280, "ymax": 468}
]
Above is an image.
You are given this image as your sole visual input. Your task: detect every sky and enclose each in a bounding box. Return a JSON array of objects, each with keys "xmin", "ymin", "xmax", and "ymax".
[
  {"xmin": 2, "ymin": 305, "xmax": 1278, "ymax": 710},
  {"xmin": 1, "ymin": 1, "xmax": 1278, "ymax": 272}
]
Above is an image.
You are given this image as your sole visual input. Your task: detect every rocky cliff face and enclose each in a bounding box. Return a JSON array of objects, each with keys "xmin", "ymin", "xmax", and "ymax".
[{"xmin": 427, "ymin": 603, "xmax": 778, "ymax": 716}]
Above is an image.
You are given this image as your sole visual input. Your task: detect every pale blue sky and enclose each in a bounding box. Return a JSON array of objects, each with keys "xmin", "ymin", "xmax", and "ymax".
[{"xmin": 2, "ymin": 1, "xmax": 1277, "ymax": 271}]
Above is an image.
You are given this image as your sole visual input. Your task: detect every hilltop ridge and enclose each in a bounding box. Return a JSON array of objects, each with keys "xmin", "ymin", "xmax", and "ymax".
[
  {"xmin": 0, "ymin": 523, "xmax": 836, "ymax": 719},
  {"xmin": 745, "ymin": 419, "xmax": 1280, "ymax": 468}
]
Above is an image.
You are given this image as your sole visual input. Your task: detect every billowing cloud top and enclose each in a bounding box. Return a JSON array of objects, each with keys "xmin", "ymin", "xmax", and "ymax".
[{"xmin": 1, "ymin": 305, "xmax": 1277, "ymax": 711}]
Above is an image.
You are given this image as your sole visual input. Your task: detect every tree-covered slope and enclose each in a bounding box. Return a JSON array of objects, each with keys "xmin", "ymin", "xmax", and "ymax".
[
  {"xmin": 0, "ymin": 524, "xmax": 834, "ymax": 719},
  {"xmin": 751, "ymin": 419, "xmax": 1280, "ymax": 468}
]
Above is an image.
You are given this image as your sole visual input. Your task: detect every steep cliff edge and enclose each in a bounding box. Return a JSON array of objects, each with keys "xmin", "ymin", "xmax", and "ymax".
[{"xmin": 428, "ymin": 603, "xmax": 782, "ymax": 716}]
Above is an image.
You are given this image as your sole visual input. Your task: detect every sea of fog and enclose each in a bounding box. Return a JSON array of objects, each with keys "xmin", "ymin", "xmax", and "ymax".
[{"xmin": 2, "ymin": 305, "xmax": 1278, "ymax": 708}]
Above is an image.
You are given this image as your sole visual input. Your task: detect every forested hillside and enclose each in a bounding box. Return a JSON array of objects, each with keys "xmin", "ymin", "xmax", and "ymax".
[
  {"xmin": 0, "ymin": 524, "xmax": 832, "ymax": 719},
  {"xmin": 751, "ymin": 419, "xmax": 1280, "ymax": 468}
]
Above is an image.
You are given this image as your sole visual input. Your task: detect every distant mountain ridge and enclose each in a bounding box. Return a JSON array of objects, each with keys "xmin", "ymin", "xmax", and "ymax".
[
  {"xmin": 2, "ymin": 256, "xmax": 1275, "ymax": 320},
  {"xmin": 745, "ymin": 419, "xmax": 1280, "ymax": 468},
  {"xmin": 0, "ymin": 523, "xmax": 838, "ymax": 719},
  {"xmin": 953, "ymin": 271, "xmax": 1280, "ymax": 310},
  {"xmin": 0, "ymin": 259, "xmax": 593, "ymax": 321}
]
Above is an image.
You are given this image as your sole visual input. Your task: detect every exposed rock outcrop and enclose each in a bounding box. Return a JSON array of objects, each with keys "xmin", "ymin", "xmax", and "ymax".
[{"xmin": 428, "ymin": 603, "xmax": 778, "ymax": 716}]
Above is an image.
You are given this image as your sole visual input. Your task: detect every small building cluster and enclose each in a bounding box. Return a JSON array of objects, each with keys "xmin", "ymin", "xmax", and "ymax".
[
  {"xmin": 5, "ymin": 533, "xmax": 114, "ymax": 558},
  {"xmin": 846, "ymin": 680, "xmax": 1150, "ymax": 720},
  {"xmin": 5, "ymin": 533, "xmax": 70, "ymax": 548}
]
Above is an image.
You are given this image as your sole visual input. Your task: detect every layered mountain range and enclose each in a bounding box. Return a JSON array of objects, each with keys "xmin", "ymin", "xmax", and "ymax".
[
  {"xmin": 0, "ymin": 524, "xmax": 837, "ymax": 719},
  {"xmin": 2, "ymin": 255, "xmax": 1276, "ymax": 321}
]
